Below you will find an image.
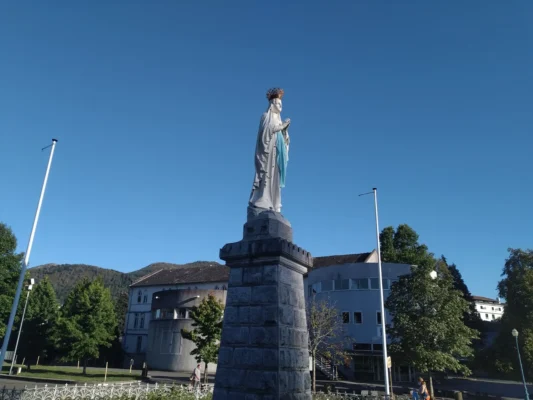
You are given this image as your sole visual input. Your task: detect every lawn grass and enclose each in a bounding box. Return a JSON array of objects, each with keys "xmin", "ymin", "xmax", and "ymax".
[{"xmin": 1, "ymin": 364, "xmax": 142, "ymax": 383}]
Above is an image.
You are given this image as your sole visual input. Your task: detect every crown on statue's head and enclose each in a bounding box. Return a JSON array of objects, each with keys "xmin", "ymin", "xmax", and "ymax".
[{"xmin": 266, "ymin": 87, "xmax": 284, "ymax": 101}]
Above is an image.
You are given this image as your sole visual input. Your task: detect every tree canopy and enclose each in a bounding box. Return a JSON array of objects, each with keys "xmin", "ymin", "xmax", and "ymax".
[
  {"xmin": 381, "ymin": 224, "xmax": 479, "ymax": 375},
  {"xmin": 0, "ymin": 223, "xmax": 26, "ymax": 340},
  {"xmin": 385, "ymin": 262, "xmax": 479, "ymax": 375},
  {"xmin": 489, "ymin": 248, "xmax": 533, "ymax": 378},
  {"xmin": 18, "ymin": 276, "xmax": 60, "ymax": 365},
  {"xmin": 54, "ymin": 278, "xmax": 117, "ymax": 374},
  {"xmin": 380, "ymin": 224, "xmax": 436, "ymax": 268},
  {"xmin": 181, "ymin": 294, "xmax": 224, "ymax": 383},
  {"xmin": 443, "ymin": 258, "xmax": 484, "ymax": 336}
]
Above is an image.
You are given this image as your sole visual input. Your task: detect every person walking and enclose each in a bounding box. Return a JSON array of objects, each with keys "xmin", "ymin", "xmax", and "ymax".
[{"xmin": 190, "ymin": 363, "xmax": 201, "ymax": 391}]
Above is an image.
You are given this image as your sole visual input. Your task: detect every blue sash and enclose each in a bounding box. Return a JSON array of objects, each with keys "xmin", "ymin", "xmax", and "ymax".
[{"xmin": 276, "ymin": 131, "xmax": 288, "ymax": 188}]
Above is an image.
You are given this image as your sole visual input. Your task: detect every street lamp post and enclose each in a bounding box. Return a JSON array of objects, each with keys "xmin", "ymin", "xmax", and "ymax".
[
  {"xmin": 9, "ymin": 280, "xmax": 35, "ymax": 375},
  {"xmin": 512, "ymin": 329, "xmax": 530, "ymax": 400}
]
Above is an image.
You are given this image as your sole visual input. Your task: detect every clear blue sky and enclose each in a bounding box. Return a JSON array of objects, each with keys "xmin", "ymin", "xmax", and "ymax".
[{"xmin": 1, "ymin": 1, "xmax": 531, "ymax": 299}]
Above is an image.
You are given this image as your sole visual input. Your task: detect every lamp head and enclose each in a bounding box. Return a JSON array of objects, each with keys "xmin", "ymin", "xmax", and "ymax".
[{"xmin": 512, "ymin": 329, "xmax": 519, "ymax": 337}]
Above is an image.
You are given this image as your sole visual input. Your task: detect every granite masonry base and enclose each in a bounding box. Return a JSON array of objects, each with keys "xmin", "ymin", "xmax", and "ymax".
[{"xmin": 213, "ymin": 211, "xmax": 313, "ymax": 400}]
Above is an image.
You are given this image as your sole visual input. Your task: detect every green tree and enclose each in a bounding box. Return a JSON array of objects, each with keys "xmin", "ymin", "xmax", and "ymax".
[
  {"xmin": 114, "ymin": 291, "xmax": 129, "ymax": 336},
  {"xmin": 0, "ymin": 223, "xmax": 25, "ymax": 339},
  {"xmin": 18, "ymin": 276, "xmax": 59, "ymax": 366},
  {"xmin": 181, "ymin": 294, "xmax": 224, "ymax": 383},
  {"xmin": 489, "ymin": 248, "xmax": 533, "ymax": 378},
  {"xmin": 380, "ymin": 224, "xmax": 435, "ymax": 268},
  {"xmin": 54, "ymin": 278, "xmax": 117, "ymax": 374},
  {"xmin": 307, "ymin": 297, "xmax": 351, "ymax": 393},
  {"xmin": 443, "ymin": 258, "xmax": 484, "ymax": 336},
  {"xmin": 98, "ymin": 291, "xmax": 129, "ymax": 367},
  {"xmin": 385, "ymin": 262, "xmax": 479, "ymax": 377}
]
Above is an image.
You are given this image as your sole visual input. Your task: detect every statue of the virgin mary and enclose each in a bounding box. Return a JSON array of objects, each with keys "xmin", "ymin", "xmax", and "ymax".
[{"xmin": 248, "ymin": 88, "xmax": 291, "ymax": 215}]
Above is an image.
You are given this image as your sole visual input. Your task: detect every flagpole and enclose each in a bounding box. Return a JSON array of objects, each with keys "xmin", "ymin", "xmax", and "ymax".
[
  {"xmin": 359, "ymin": 188, "xmax": 390, "ymax": 397},
  {"xmin": 0, "ymin": 139, "xmax": 58, "ymax": 368},
  {"xmin": 373, "ymin": 188, "xmax": 390, "ymax": 397}
]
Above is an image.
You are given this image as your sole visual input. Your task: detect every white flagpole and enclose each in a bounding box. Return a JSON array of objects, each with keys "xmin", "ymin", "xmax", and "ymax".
[
  {"xmin": 0, "ymin": 139, "xmax": 58, "ymax": 368},
  {"xmin": 373, "ymin": 188, "xmax": 390, "ymax": 397}
]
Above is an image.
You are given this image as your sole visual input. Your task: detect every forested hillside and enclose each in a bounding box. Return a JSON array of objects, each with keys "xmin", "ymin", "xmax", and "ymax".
[{"xmin": 29, "ymin": 261, "xmax": 222, "ymax": 303}]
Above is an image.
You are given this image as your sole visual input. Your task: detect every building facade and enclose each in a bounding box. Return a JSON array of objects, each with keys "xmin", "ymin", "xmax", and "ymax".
[
  {"xmin": 122, "ymin": 264, "xmax": 229, "ymax": 367},
  {"xmin": 306, "ymin": 252, "xmax": 415, "ymax": 382},
  {"xmin": 473, "ymin": 296, "xmax": 505, "ymax": 322},
  {"xmin": 146, "ymin": 288, "xmax": 227, "ymax": 372},
  {"xmin": 123, "ymin": 252, "xmax": 414, "ymax": 380}
]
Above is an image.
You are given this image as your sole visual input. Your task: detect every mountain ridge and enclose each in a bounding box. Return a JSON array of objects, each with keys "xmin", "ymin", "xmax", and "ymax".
[{"xmin": 28, "ymin": 260, "xmax": 223, "ymax": 303}]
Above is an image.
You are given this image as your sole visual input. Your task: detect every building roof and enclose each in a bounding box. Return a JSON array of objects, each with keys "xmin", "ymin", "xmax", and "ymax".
[
  {"xmin": 131, "ymin": 264, "xmax": 230, "ymax": 288},
  {"xmin": 472, "ymin": 295, "xmax": 502, "ymax": 304},
  {"xmin": 312, "ymin": 251, "xmax": 374, "ymax": 269}
]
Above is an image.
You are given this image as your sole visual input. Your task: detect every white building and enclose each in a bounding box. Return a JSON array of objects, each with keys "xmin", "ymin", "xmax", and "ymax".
[
  {"xmin": 122, "ymin": 264, "xmax": 229, "ymax": 367},
  {"xmin": 473, "ymin": 296, "xmax": 504, "ymax": 322},
  {"xmin": 122, "ymin": 251, "xmax": 414, "ymax": 379},
  {"xmin": 306, "ymin": 251, "xmax": 415, "ymax": 382}
]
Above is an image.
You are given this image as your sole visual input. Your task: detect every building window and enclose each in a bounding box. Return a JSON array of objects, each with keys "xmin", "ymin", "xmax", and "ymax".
[
  {"xmin": 140, "ymin": 314, "xmax": 145, "ymax": 329},
  {"xmin": 133, "ymin": 313, "xmax": 139, "ymax": 328},
  {"xmin": 353, "ymin": 343, "xmax": 372, "ymax": 351},
  {"xmin": 370, "ymin": 278, "xmax": 380, "ymax": 290},
  {"xmin": 137, "ymin": 291, "xmax": 142, "ymax": 303},
  {"xmin": 322, "ymin": 280, "xmax": 333, "ymax": 291},
  {"xmin": 342, "ymin": 312, "xmax": 350, "ymax": 324},
  {"xmin": 351, "ymin": 279, "xmax": 369, "ymax": 290},
  {"xmin": 222, "ymin": 285, "xmax": 227, "ymax": 290},
  {"xmin": 382, "ymin": 279, "xmax": 390, "ymax": 290},
  {"xmin": 143, "ymin": 295, "xmax": 148, "ymax": 304},
  {"xmin": 480, "ymin": 306, "xmax": 485, "ymax": 310},
  {"xmin": 215, "ymin": 285, "xmax": 219, "ymax": 290},
  {"xmin": 373, "ymin": 344, "xmax": 383, "ymax": 352},
  {"xmin": 377, "ymin": 312, "xmax": 382, "ymax": 325},
  {"xmin": 178, "ymin": 308, "xmax": 188, "ymax": 319},
  {"xmin": 334, "ymin": 279, "xmax": 350, "ymax": 291},
  {"xmin": 155, "ymin": 309, "xmax": 161, "ymax": 319},
  {"xmin": 485, "ymin": 314, "xmax": 489, "ymax": 319},
  {"xmin": 136, "ymin": 336, "xmax": 142, "ymax": 353},
  {"xmin": 353, "ymin": 312, "xmax": 363, "ymax": 324},
  {"xmin": 492, "ymin": 314, "xmax": 495, "ymax": 320},
  {"xmin": 492, "ymin": 307, "xmax": 494, "ymax": 311}
]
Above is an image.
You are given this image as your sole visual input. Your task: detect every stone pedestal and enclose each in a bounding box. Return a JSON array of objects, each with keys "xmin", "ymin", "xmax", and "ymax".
[{"xmin": 213, "ymin": 211, "xmax": 313, "ymax": 400}]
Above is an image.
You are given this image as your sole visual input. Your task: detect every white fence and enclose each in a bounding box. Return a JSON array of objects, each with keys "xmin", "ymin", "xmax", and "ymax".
[
  {"xmin": 0, "ymin": 382, "xmax": 414, "ymax": 400},
  {"xmin": 0, "ymin": 382, "xmax": 213, "ymax": 400}
]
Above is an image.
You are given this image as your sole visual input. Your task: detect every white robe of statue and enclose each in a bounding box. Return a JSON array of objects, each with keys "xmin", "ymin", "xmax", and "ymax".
[{"xmin": 249, "ymin": 97, "xmax": 290, "ymax": 213}]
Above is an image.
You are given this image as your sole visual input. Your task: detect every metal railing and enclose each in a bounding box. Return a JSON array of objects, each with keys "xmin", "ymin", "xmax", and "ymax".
[{"xmin": 315, "ymin": 354, "xmax": 339, "ymax": 380}]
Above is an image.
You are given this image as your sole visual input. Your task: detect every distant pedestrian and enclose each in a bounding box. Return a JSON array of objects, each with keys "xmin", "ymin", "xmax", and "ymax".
[
  {"xmin": 418, "ymin": 377, "xmax": 430, "ymax": 400},
  {"xmin": 190, "ymin": 363, "xmax": 201, "ymax": 390}
]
